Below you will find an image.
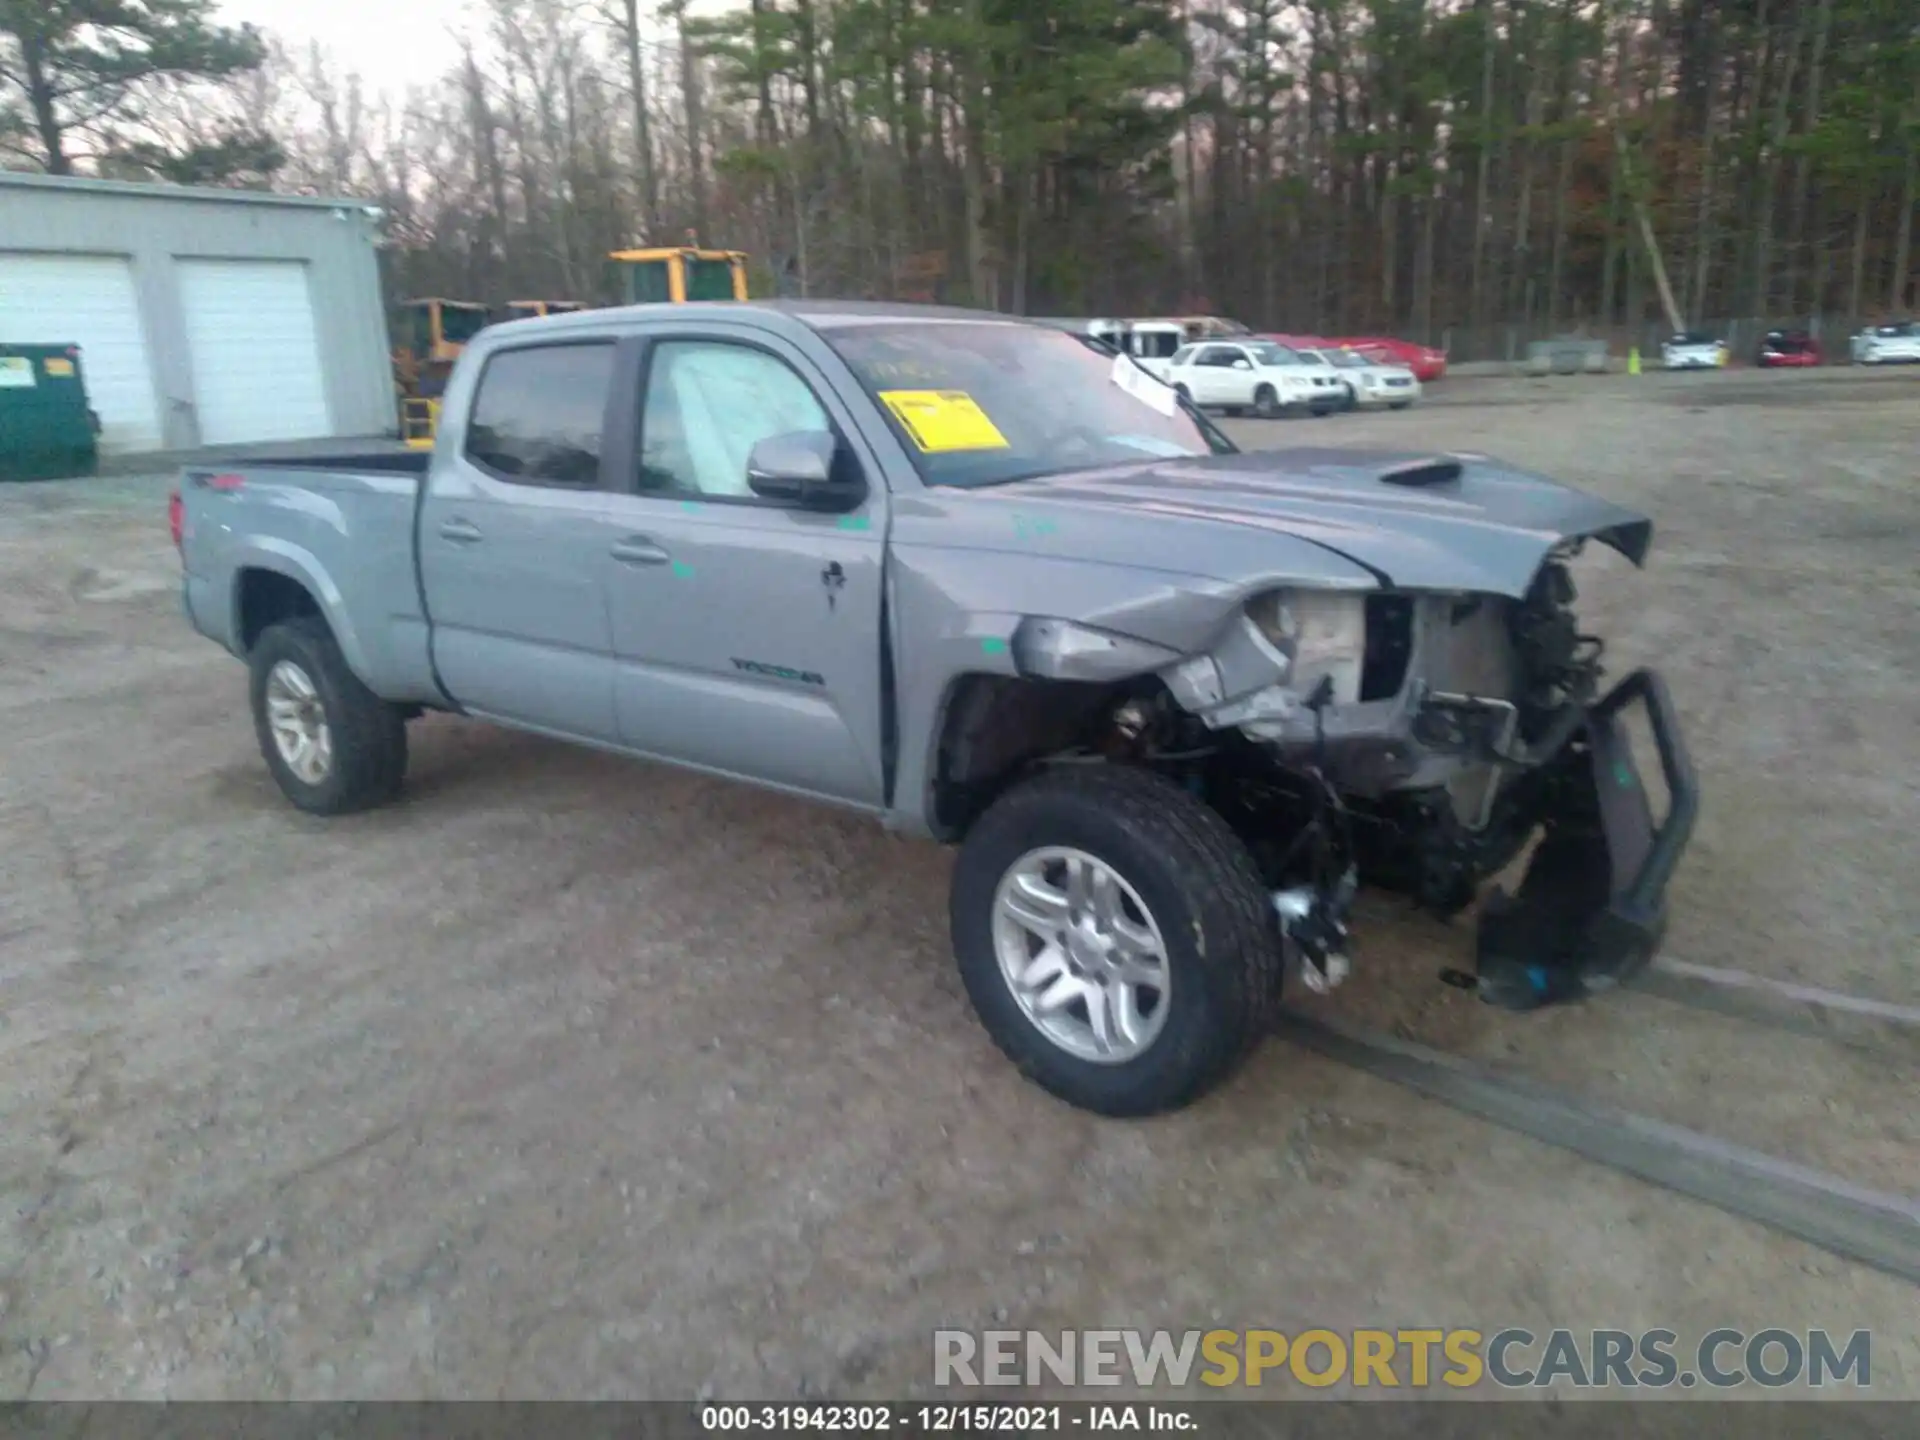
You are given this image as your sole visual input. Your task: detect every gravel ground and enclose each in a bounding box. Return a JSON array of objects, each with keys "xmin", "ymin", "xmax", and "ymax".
[{"xmin": 1, "ymin": 367, "xmax": 1916, "ymax": 1402}]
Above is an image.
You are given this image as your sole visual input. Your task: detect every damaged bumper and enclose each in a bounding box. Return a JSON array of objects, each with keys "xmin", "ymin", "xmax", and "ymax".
[{"xmin": 1464, "ymin": 668, "xmax": 1699, "ymax": 1009}]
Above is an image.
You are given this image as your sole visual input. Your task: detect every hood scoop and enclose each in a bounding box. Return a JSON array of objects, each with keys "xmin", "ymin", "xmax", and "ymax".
[{"xmin": 1378, "ymin": 456, "xmax": 1463, "ymax": 488}]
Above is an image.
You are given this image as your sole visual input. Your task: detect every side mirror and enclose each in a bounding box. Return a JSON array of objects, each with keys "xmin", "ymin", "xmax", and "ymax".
[
  {"xmin": 746, "ymin": 430, "xmax": 864, "ymax": 511},
  {"xmin": 1232, "ymin": 358, "xmax": 1253, "ymax": 370}
]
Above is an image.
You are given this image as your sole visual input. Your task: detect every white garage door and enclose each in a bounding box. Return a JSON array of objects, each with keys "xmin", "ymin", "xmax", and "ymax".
[
  {"xmin": 177, "ymin": 259, "xmax": 332, "ymax": 445},
  {"xmin": 0, "ymin": 253, "xmax": 162, "ymax": 452}
]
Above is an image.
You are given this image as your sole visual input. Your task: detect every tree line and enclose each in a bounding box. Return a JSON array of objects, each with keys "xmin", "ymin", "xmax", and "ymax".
[{"xmin": 6, "ymin": 0, "xmax": 1918, "ymax": 347}]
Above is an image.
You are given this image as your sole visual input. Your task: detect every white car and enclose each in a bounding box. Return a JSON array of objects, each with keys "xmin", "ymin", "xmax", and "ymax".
[
  {"xmin": 1302, "ymin": 346, "xmax": 1422, "ymax": 410},
  {"xmin": 1660, "ymin": 332, "xmax": 1729, "ymax": 369},
  {"xmin": 1849, "ymin": 322, "xmax": 1920, "ymax": 365},
  {"xmin": 1162, "ymin": 340, "xmax": 1347, "ymax": 418}
]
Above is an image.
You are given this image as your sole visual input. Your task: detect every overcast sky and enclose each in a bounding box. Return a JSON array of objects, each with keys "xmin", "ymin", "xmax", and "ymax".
[
  {"xmin": 217, "ymin": 0, "xmax": 479, "ymax": 98},
  {"xmin": 215, "ymin": 0, "xmax": 725, "ymax": 99}
]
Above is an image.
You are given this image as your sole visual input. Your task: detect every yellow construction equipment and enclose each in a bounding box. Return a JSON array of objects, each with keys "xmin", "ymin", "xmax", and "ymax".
[
  {"xmin": 401, "ymin": 397, "xmax": 440, "ymax": 449},
  {"xmin": 392, "ymin": 298, "xmax": 489, "ymax": 395},
  {"xmin": 391, "ymin": 298, "xmax": 488, "ymax": 447},
  {"xmin": 608, "ymin": 245, "xmax": 749, "ymax": 304}
]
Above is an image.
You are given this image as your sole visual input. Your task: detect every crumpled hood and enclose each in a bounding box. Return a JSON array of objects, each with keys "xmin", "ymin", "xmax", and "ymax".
[{"xmin": 976, "ymin": 447, "xmax": 1654, "ymax": 598}]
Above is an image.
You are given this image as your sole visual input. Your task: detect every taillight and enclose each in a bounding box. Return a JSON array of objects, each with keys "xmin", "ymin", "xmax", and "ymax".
[{"xmin": 168, "ymin": 489, "xmax": 184, "ymax": 549}]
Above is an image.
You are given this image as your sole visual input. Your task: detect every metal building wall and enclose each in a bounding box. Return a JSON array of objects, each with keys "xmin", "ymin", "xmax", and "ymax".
[{"xmin": 0, "ymin": 174, "xmax": 395, "ymax": 451}]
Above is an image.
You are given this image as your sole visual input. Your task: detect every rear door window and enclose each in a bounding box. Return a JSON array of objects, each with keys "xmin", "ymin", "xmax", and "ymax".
[{"xmin": 464, "ymin": 342, "xmax": 616, "ymax": 485}]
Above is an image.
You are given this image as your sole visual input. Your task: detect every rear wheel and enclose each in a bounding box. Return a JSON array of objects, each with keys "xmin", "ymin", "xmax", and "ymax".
[
  {"xmin": 249, "ymin": 617, "xmax": 408, "ymax": 815},
  {"xmin": 950, "ymin": 765, "xmax": 1282, "ymax": 1116},
  {"xmin": 1389, "ymin": 401, "xmax": 1412, "ymax": 411},
  {"xmin": 1252, "ymin": 384, "xmax": 1281, "ymax": 419}
]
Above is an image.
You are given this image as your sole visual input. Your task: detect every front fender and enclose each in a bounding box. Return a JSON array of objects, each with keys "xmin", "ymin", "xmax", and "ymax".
[{"xmin": 880, "ymin": 531, "xmax": 1379, "ymax": 838}]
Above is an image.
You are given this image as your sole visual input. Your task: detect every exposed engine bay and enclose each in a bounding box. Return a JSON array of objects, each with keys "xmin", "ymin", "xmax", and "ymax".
[{"xmin": 1006, "ymin": 544, "xmax": 1694, "ymax": 1009}]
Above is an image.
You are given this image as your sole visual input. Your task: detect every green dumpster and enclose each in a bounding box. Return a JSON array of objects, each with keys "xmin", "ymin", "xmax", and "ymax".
[{"xmin": 0, "ymin": 343, "xmax": 101, "ymax": 481}]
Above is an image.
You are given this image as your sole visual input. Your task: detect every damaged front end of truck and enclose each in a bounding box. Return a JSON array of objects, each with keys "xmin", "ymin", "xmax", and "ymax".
[{"xmin": 992, "ymin": 454, "xmax": 1700, "ymax": 1011}]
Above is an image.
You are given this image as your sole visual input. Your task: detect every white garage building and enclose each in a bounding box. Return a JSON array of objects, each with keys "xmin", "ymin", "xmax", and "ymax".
[{"xmin": 0, "ymin": 173, "xmax": 395, "ymax": 453}]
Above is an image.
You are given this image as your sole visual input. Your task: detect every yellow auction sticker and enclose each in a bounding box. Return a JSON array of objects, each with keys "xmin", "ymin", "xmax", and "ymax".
[
  {"xmin": 44, "ymin": 357, "xmax": 75, "ymax": 377},
  {"xmin": 878, "ymin": 390, "xmax": 1010, "ymax": 452}
]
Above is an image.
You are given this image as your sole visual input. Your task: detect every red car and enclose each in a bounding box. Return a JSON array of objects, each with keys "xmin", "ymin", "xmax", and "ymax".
[
  {"xmin": 1756, "ymin": 330, "xmax": 1822, "ymax": 368},
  {"xmin": 1329, "ymin": 336, "xmax": 1447, "ymax": 382}
]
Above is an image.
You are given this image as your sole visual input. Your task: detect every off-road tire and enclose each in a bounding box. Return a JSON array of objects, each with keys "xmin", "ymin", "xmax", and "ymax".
[
  {"xmin": 249, "ymin": 617, "xmax": 408, "ymax": 816},
  {"xmin": 1252, "ymin": 384, "xmax": 1281, "ymax": 419},
  {"xmin": 950, "ymin": 764, "xmax": 1282, "ymax": 1116}
]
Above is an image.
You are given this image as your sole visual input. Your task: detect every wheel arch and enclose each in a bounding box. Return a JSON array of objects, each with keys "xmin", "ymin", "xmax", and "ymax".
[
  {"xmin": 235, "ymin": 567, "xmax": 323, "ymax": 652},
  {"xmin": 925, "ymin": 672, "xmax": 1134, "ymax": 842},
  {"xmin": 226, "ymin": 543, "xmax": 375, "ymax": 685}
]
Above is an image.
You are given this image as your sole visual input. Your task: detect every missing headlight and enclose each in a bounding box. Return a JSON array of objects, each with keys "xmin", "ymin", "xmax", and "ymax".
[
  {"xmin": 1360, "ymin": 595, "xmax": 1415, "ymax": 700},
  {"xmin": 1245, "ymin": 591, "xmax": 1367, "ymax": 704}
]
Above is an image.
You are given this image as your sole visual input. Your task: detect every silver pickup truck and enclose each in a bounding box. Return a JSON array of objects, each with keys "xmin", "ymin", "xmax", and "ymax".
[{"xmin": 172, "ymin": 301, "xmax": 1696, "ymax": 1116}]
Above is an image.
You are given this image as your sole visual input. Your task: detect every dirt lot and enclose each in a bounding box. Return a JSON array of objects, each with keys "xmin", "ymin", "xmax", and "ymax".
[{"xmin": 2, "ymin": 367, "xmax": 1916, "ymax": 1402}]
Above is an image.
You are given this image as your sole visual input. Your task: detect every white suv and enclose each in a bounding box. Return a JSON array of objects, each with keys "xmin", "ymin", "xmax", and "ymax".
[
  {"xmin": 1660, "ymin": 332, "xmax": 1729, "ymax": 369},
  {"xmin": 1850, "ymin": 322, "xmax": 1920, "ymax": 365},
  {"xmin": 1163, "ymin": 341, "xmax": 1347, "ymax": 418}
]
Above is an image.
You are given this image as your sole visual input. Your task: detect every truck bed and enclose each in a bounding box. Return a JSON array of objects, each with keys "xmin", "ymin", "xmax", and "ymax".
[{"xmin": 178, "ymin": 450, "xmax": 439, "ymax": 705}]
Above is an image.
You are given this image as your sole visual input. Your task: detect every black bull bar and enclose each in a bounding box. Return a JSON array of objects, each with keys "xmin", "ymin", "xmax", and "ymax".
[{"xmin": 1468, "ymin": 668, "xmax": 1700, "ymax": 1010}]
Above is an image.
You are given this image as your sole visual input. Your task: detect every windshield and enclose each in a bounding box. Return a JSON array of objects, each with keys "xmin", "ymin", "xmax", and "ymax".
[
  {"xmin": 1243, "ymin": 341, "xmax": 1301, "ymax": 366},
  {"xmin": 442, "ymin": 306, "xmax": 489, "ymax": 344},
  {"xmin": 1872, "ymin": 322, "xmax": 1914, "ymax": 337},
  {"xmin": 824, "ymin": 321, "xmax": 1232, "ymax": 489},
  {"xmin": 1323, "ymin": 349, "xmax": 1368, "ymax": 369}
]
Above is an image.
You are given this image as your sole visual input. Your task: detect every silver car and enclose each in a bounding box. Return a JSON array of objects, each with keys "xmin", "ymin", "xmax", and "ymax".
[{"xmin": 1304, "ymin": 346, "xmax": 1422, "ymax": 410}]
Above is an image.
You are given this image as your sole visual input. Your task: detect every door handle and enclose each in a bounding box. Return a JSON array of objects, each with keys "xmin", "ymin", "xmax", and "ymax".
[
  {"xmin": 609, "ymin": 536, "xmax": 671, "ymax": 566},
  {"xmin": 438, "ymin": 518, "xmax": 483, "ymax": 544}
]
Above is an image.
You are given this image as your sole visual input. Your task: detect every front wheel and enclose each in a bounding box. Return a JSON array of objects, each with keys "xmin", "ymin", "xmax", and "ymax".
[
  {"xmin": 950, "ymin": 765, "xmax": 1282, "ymax": 1116},
  {"xmin": 249, "ymin": 617, "xmax": 408, "ymax": 815},
  {"xmin": 1252, "ymin": 385, "xmax": 1281, "ymax": 419}
]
